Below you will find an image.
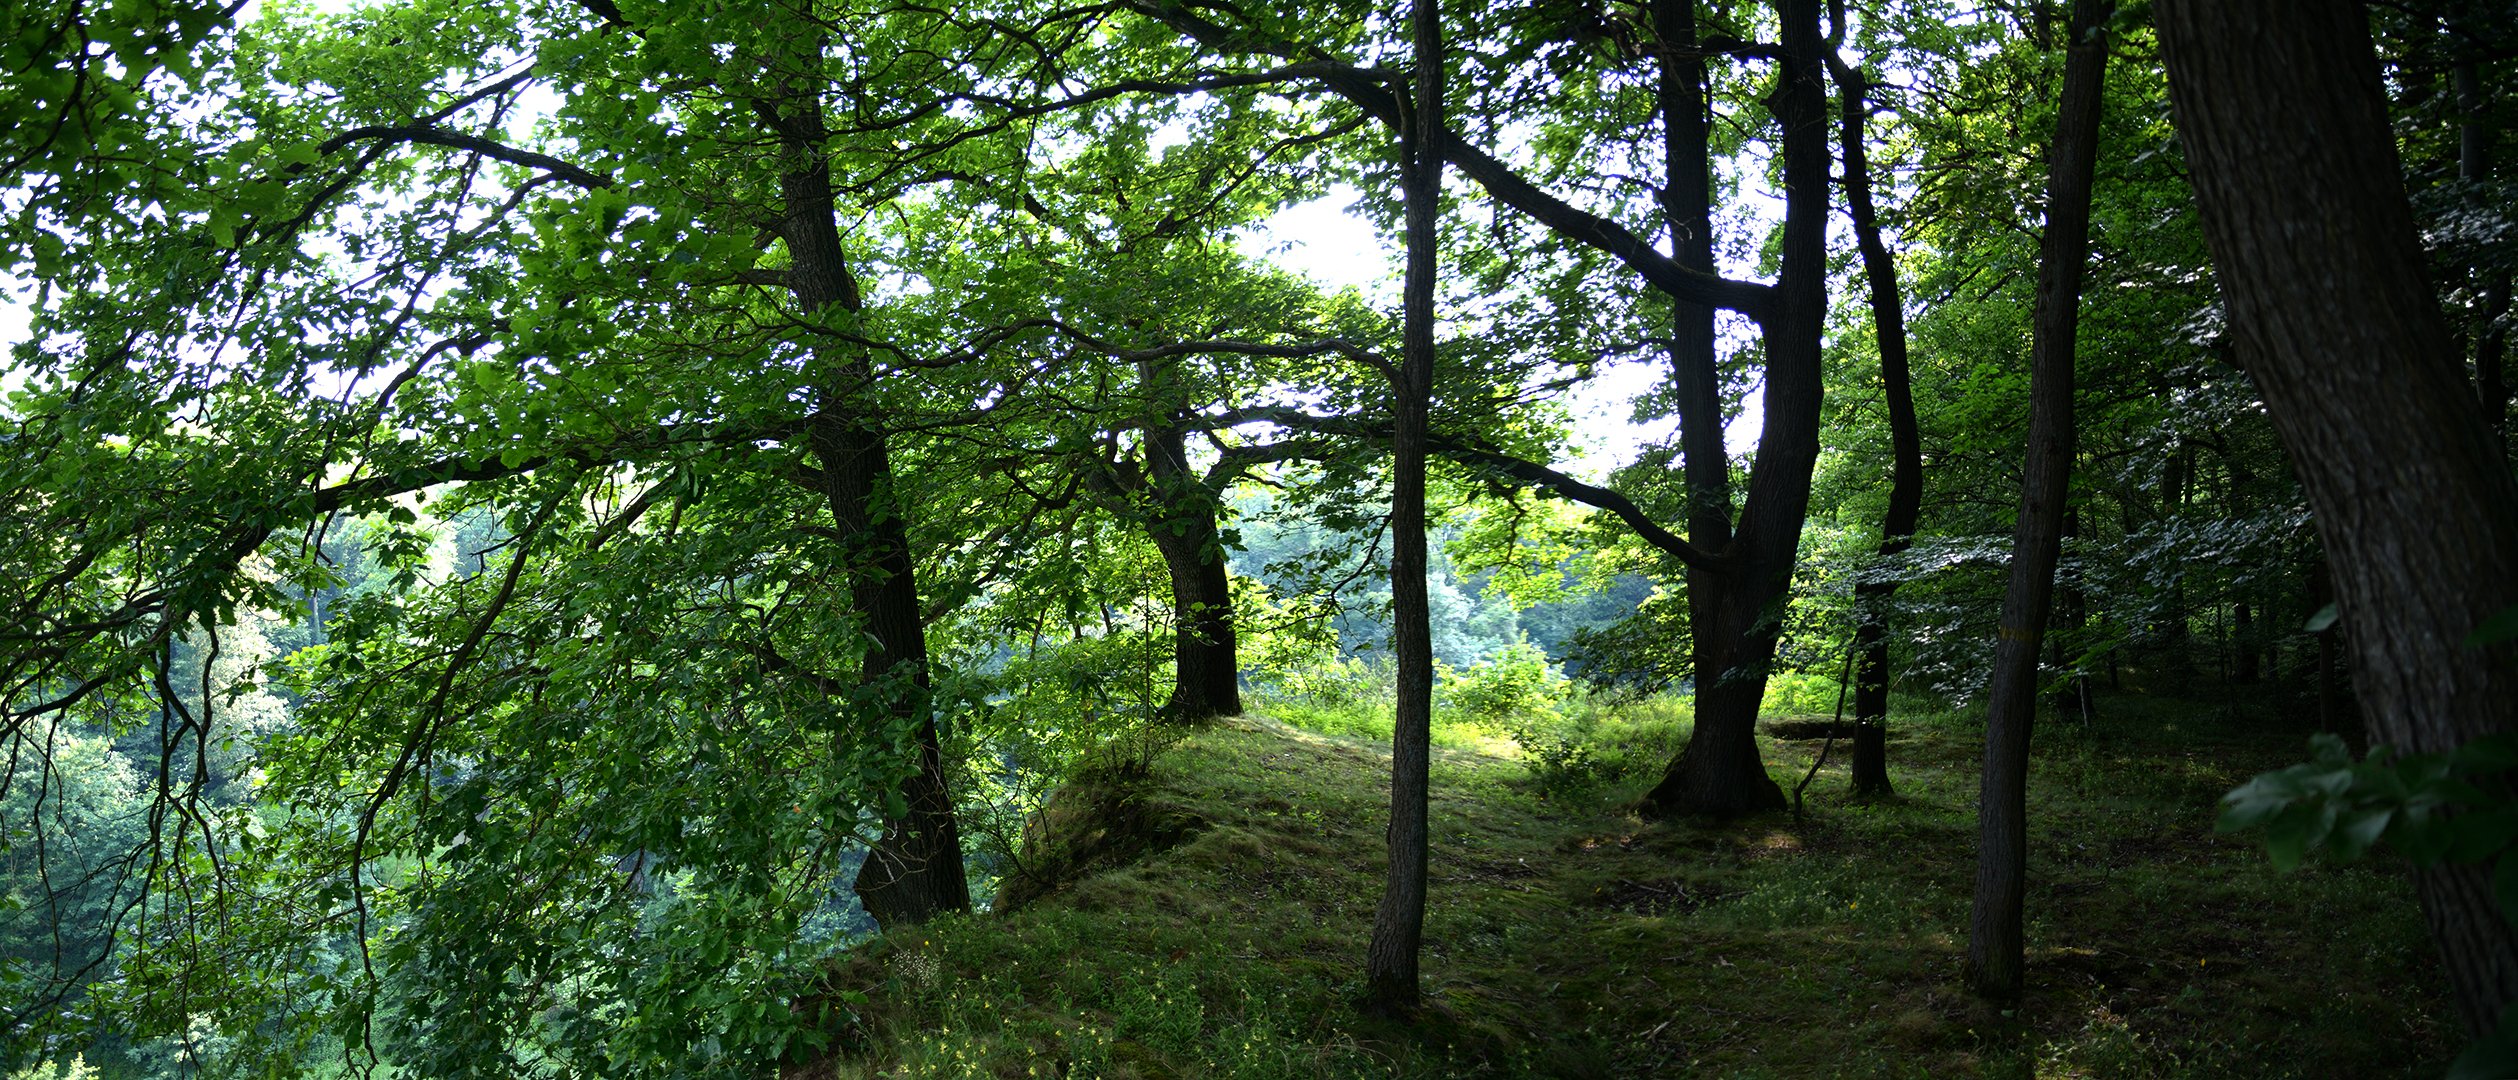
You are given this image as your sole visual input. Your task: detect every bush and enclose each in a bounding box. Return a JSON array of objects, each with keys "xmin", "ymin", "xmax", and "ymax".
[{"xmin": 1759, "ymin": 669, "xmax": 1848, "ymax": 715}]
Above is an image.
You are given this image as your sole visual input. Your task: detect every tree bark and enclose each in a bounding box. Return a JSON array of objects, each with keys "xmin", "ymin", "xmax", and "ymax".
[
  {"xmin": 1831, "ymin": 50, "xmax": 1919, "ymax": 798},
  {"xmin": 1966, "ymin": 0, "xmax": 2109, "ymax": 1005},
  {"xmin": 1655, "ymin": 0, "xmax": 1733, "ymax": 673},
  {"xmin": 1638, "ymin": 0, "xmax": 1831, "ymax": 818},
  {"xmin": 772, "ymin": 83, "xmax": 970, "ymax": 929},
  {"xmin": 1362, "ymin": 0, "xmax": 1441, "ymax": 1017},
  {"xmin": 812, "ymin": 412, "xmax": 972, "ymax": 929},
  {"xmin": 2158, "ymin": 0, "xmax": 2518, "ymax": 1035},
  {"xmin": 1143, "ymin": 424, "xmax": 1241, "ymax": 723}
]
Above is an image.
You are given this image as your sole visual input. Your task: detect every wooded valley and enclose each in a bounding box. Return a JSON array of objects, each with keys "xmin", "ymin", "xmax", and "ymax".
[{"xmin": 3, "ymin": 0, "xmax": 2516, "ymax": 1076}]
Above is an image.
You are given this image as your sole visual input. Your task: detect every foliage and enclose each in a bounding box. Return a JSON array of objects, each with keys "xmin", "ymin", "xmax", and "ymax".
[
  {"xmin": 0, "ymin": 0, "xmax": 2507, "ymax": 1070},
  {"xmin": 2219, "ymin": 732, "xmax": 2518, "ymax": 1078}
]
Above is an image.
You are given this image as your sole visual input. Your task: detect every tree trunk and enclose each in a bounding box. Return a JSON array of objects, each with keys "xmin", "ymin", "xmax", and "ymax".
[
  {"xmin": 1966, "ymin": 0, "xmax": 2110, "ymax": 1005},
  {"xmin": 1655, "ymin": 0, "xmax": 1733, "ymax": 690},
  {"xmin": 2233, "ymin": 600, "xmax": 2258, "ymax": 684},
  {"xmin": 813, "ymin": 413, "xmax": 972, "ymax": 929},
  {"xmin": 1144, "ymin": 425, "xmax": 1241, "ymax": 723},
  {"xmin": 2158, "ymin": 0, "xmax": 2518, "ymax": 1035},
  {"xmin": 1639, "ymin": 0, "xmax": 1832, "ymax": 818},
  {"xmin": 1362, "ymin": 0, "xmax": 1441, "ymax": 1016},
  {"xmin": 2157, "ymin": 445, "xmax": 2193, "ymax": 690},
  {"xmin": 1833, "ymin": 53, "xmax": 1920, "ymax": 798},
  {"xmin": 774, "ymin": 88, "xmax": 970, "ymax": 930}
]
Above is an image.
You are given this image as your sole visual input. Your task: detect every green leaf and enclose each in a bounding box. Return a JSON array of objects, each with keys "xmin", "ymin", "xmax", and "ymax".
[
  {"xmin": 2460, "ymin": 734, "xmax": 2518, "ymax": 774},
  {"xmin": 2450, "ymin": 1016, "xmax": 2518, "ymax": 1080},
  {"xmin": 2446, "ymin": 807, "xmax": 2518, "ymax": 864},
  {"xmin": 2329, "ymin": 806, "xmax": 2391, "ymax": 861},
  {"xmin": 2468, "ymin": 604, "xmax": 2518, "ymax": 648},
  {"xmin": 2262, "ymin": 801, "xmax": 2336, "ymax": 871},
  {"xmin": 2303, "ymin": 602, "xmax": 2339, "ymax": 633}
]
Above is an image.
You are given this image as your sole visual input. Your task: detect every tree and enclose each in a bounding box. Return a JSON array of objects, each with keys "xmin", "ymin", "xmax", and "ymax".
[
  {"xmin": 1965, "ymin": 0, "xmax": 2110, "ymax": 1005},
  {"xmin": 1829, "ymin": 24, "xmax": 1921, "ymax": 798},
  {"xmin": 1631, "ymin": 0, "xmax": 1837, "ymax": 815},
  {"xmin": 1362, "ymin": 0, "xmax": 1444, "ymax": 1018},
  {"xmin": 2157, "ymin": 0, "xmax": 2518, "ymax": 1036}
]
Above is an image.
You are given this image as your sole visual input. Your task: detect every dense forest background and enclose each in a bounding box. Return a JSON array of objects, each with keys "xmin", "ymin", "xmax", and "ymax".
[{"xmin": 2, "ymin": 0, "xmax": 2515, "ymax": 1076}]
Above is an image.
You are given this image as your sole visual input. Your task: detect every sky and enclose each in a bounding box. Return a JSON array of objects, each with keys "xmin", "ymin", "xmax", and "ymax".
[{"xmin": 1251, "ymin": 188, "xmax": 1763, "ymax": 478}]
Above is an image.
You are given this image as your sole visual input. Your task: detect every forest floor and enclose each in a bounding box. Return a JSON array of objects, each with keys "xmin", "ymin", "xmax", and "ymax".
[{"xmin": 787, "ymin": 694, "xmax": 2456, "ymax": 1079}]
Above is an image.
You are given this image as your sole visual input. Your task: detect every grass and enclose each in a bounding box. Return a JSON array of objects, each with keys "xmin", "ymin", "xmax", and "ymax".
[{"xmin": 785, "ymin": 690, "xmax": 2455, "ymax": 1078}]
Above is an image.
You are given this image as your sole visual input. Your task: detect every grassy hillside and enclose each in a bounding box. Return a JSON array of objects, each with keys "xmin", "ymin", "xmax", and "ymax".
[{"xmin": 786, "ymin": 698, "xmax": 2454, "ymax": 1078}]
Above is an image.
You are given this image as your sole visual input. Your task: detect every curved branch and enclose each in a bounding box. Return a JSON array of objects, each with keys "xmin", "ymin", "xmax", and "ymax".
[
  {"xmin": 318, "ymin": 124, "xmax": 613, "ymax": 189},
  {"xmin": 1190, "ymin": 406, "xmax": 1732, "ymax": 572},
  {"xmin": 1120, "ymin": 0, "xmax": 1777, "ymax": 321}
]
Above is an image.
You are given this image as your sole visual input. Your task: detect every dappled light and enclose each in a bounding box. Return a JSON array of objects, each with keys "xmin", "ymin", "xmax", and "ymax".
[{"xmin": 1, "ymin": 0, "xmax": 2508, "ymax": 1075}]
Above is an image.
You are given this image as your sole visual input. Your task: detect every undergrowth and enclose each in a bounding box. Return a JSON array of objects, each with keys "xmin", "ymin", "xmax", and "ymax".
[{"xmin": 789, "ymin": 687, "xmax": 2454, "ymax": 1079}]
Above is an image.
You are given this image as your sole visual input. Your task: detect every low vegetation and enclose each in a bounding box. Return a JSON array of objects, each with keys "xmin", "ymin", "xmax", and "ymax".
[{"xmin": 792, "ymin": 689, "xmax": 2452, "ymax": 1078}]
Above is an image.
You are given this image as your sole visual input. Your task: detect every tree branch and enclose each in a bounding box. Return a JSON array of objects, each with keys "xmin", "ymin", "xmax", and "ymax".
[
  {"xmin": 1120, "ymin": 0, "xmax": 1778, "ymax": 321},
  {"xmin": 1191, "ymin": 406, "xmax": 1732, "ymax": 571},
  {"xmin": 318, "ymin": 124, "xmax": 613, "ymax": 190}
]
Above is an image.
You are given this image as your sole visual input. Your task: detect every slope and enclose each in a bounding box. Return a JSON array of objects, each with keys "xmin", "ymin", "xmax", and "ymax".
[{"xmin": 787, "ymin": 700, "xmax": 2454, "ymax": 1078}]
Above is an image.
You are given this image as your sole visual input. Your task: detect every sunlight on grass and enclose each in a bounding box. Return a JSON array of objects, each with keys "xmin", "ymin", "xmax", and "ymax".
[{"xmin": 793, "ymin": 689, "xmax": 2454, "ymax": 1079}]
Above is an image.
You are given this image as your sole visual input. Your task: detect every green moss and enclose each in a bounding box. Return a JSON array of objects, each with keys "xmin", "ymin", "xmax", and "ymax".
[{"xmin": 795, "ymin": 698, "xmax": 2455, "ymax": 1078}]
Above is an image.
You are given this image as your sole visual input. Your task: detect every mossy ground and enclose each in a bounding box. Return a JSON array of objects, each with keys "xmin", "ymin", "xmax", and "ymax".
[{"xmin": 788, "ymin": 694, "xmax": 2454, "ymax": 1078}]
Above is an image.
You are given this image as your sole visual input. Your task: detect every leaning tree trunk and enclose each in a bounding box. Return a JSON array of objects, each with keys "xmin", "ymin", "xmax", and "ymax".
[
  {"xmin": 1361, "ymin": 0, "xmax": 1442, "ymax": 1017},
  {"xmin": 1639, "ymin": 0, "xmax": 1832, "ymax": 817},
  {"xmin": 1832, "ymin": 52, "xmax": 1920, "ymax": 798},
  {"xmin": 1967, "ymin": 0, "xmax": 2109, "ymax": 1005},
  {"xmin": 775, "ymin": 92, "xmax": 970, "ymax": 929},
  {"xmin": 2158, "ymin": 0, "xmax": 2518, "ymax": 1036},
  {"xmin": 1144, "ymin": 424, "xmax": 1241, "ymax": 722},
  {"xmin": 812, "ymin": 413, "xmax": 972, "ymax": 928}
]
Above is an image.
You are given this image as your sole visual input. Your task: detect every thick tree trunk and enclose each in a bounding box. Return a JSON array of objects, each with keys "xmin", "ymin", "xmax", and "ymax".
[
  {"xmin": 1639, "ymin": 0, "xmax": 1831, "ymax": 818},
  {"xmin": 1832, "ymin": 53, "xmax": 1920, "ymax": 798},
  {"xmin": 1144, "ymin": 426, "xmax": 1241, "ymax": 722},
  {"xmin": 2158, "ymin": 0, "xmax": 2518, "ymax": 1035},
  {"xmin": 812, "ymin": 413, "xmax": 972, "ymax": 929},
  {"xmin": 1362, "ymin": 0, "xmax": 1441, "ymax": 1016},
  {"xmin": 775, "ymin": 95, "xmax": 970, "ymax": 929},
  {"xmin": 1967, "ymin": 0, "xmax": 2109, "ymax": 1005},
  {"xmin": 1655, "ymin": 0, "xmax": 1733, "ymax": 685}
]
